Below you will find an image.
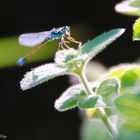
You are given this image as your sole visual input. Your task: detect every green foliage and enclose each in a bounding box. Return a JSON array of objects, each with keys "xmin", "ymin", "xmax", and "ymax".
[
  {"xmin": 121, "ymin": 67, "xmax": 140, "ymax": 87},
  {"xmin": 54, "ymin": 77, "xmax": 121, "ymax": 111},
  {"xmin": 106, "ymin": 66, "xmax": 126, "ymax": 78},
  {"xmin": 81, "ymin": 120, "xmax": 112, "ymax": 140},
  {"xmin": 79, "ymin": 63, "xmax": 140, "ymax": 139},
  {"xmin": 80, "ymin": 29, "xmax": 125, "ymax": 60},
  {"xmin": 20, "ymin": 63, "xmax": 68, "ymax": 90},
  {"xmin": 115, "ymin": 0, "xmax": 140, "ymax": 16},
  {"xmin": 129, "ymin": 0, "xmax": 140, "ymax": 8},
  {"xmin": 54, "ymin": 84, "xmax": 86, "ymax": 111},
  {"xmin": 20, "ymin": 28, "xmax": 125, "ymax": 139},
  {"xmin": 21, "ymin": 29, "xmax": 125, "ymax": 91},
  {"xmin": 115, "ymin": 93, "xmax": 140, "ymax": 120},
  {"xmin": 0, "ymin": 36, "xmax": 57, "ymax": 68},
  {"xmin": 106, "ymin": 65, "xmax": 140, "ymax": 93},
  {"xmin": 18, "ymin": 25, "xmax": 140, "ymax": 139},
  {"xmin": 115, "ymin": 1, "xmax": 140, "ymax": 42},
  {"xmin": 54, "ymin": 83, "xmax": 102, "ymax": 111},
  {"xmin": 116, "ymin": 122, "xmax": 140, "ymax": 140},
  {"xmin": 20, "ymin": 28, "xmax": 126, "ymax": 119},
  {"xmin": 133, "ymin": 17, "xmax": 140, "ymax": 40},
  {"xmin": 78, "ymin": 95, "xmax": 99, "ymax": 109},
  {"xmin": 130, "ymin": 0, "xmax": 140, "ymax": 8},
  {"xmin": 106, "ymin": 65, "xmax": 140, "ymax": 139},
  {"xmin": 96, "ymin": 78, "xmax": 120, "ymax": 105}
]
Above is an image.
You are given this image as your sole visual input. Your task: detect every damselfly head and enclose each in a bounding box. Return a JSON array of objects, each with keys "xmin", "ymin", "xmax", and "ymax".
[{"xmin": 63, "ymin": 26, "xmax": 70, "ymax": 37}]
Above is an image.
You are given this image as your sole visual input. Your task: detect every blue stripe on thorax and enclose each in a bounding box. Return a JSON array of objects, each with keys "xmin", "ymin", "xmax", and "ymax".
[{"xmin": 50, "ymin": 32, "xmax": 64, "ymax": 39}]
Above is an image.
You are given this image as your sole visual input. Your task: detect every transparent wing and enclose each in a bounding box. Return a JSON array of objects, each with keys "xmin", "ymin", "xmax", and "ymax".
[{"xmin": 19, "ymin": 31, "xmax": 51, "ymax": 47}]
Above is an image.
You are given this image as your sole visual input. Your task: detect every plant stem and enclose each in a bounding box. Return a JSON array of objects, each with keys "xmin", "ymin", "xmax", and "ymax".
[
  {"xmin": 96, "ymin": 107, "xmax": 117, "ymax": 139},
  {"xmin": 79, "ymin": 69, "xmax": 117, "ymax": 139},
  {"xmin": 79, "ymin": 71, "xmax": 93, "ymax": 95}
]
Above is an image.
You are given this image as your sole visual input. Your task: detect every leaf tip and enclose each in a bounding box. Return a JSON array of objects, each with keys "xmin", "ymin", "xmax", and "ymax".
[
  {"xmin": 117, "ymin": 28, "xmax": 126, "ymax": 35},
  {"xmin": 54, "ymin": 99, "xmax": 62, "ymax": 112}
]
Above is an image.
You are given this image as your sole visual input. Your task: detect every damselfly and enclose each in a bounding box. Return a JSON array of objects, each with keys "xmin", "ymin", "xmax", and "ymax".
[{"xmin": 17, "ymin": 26, "xmax": 81, "ymax": 66}]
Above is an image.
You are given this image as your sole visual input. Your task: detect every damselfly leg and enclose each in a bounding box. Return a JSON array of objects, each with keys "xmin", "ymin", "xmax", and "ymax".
[
  {"xmin": 58, "ymin": 36, "xmax": 81, "ymax": 50},
  {"xmin": 58, "ymin": 37, "xmax": 70, "ymax": 50},
  {"xmin": 67, "ymin": 36, "xmax": 82, "ymax": 47}
]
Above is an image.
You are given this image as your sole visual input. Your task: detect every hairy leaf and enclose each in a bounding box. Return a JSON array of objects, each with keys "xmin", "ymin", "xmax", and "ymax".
[
  {"xmin": 133, "ymin": 17, "xmax": 140, "ymax": 40},
  {"xmin": 115, "ymin": 0, "xmax": 140, "ymax": 16},
  {"xmin": 121, "ymin": 67, "xmax": 140, "ymax": 87},
  {"xmin": 80, "ymin": 29, "xmax": 125, "ymax": 60},
  {"xmin": 116, "ymin": 120, "xmax": 140, "ymax": 140},
  {"xmin": 20, "ymin": 63, "xmax": 68, "ymax": 90},
  {"xmin": 105, "ymin": 64, "xmax": 140, "ymax": 93},
  {"xmin": 115, "ymin": 93, "xmax": 140, "ymax": 120},
  {"xmin": 54, "ymin": 84, "xmax": 86, "ymax": 111},
  {"xmin": 78, "ymin": 95, "xmax": 99, "ymax": 109},
  {"xmin": 96, "ymin": 78, "xmax": 120, "ymax": 105},
  {"xmin": 130, "ymin": 0, "xmax": 140, "ymax": 7},
  {"xmin": 81, "ymin": 120, "xmax": 112, "ymax": 140}
]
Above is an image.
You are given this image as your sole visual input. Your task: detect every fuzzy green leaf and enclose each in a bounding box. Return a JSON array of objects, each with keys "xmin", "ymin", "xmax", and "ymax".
[
  {"xmin": 121, "ymin": 67, "xmax": 140, "ymax": 87},
  {"xmin": 130, "ymin": 0, "xmax": 140, "ymax": 7},
  {"xmin": 115, "ymin": 0, "xmax": 140, "ymax": 16},
  {"xmin": 96, "ymin": 78, "xmax": 120, "ymax": 105},
  {"xmin": 105, "ymin": 66, "xmax": 127, "ymax": 79},
  {"xmin": 54, "ymin": 84, "xmax": 86, "ymax": 111},
  {"xmin": 133, "ymin": 17, "xmax": 140, "ymax": 40},
  {"xmin": 116, "ymin": 121, "xmax": 140, "ymax": 140},
  {"xmin": 20, "ymin": 63, "xmax": 68, "ymax": 90},
  {"xmin": 115, "ymin": 92, "xmax": 140, "ymax": 120},
  {"xmin": 81, "ymin": 120, "xmax": 112, "ymax": 140},
  {"xmin": 80, "ymin": 29, "xmax": 125, "ymax": 60},
  {"xmin": 105, "ymin": 64, "xmax": 140, "ymax": 93},
  {"xmin": 78, "ymin": 95, "xmax": 99, "ymax": 109}
]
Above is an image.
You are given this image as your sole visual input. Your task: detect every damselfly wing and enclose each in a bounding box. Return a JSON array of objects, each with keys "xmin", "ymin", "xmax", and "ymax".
[{"xmin": 19, "ymin": 31, "xmax": 51, "ymax": 47}]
